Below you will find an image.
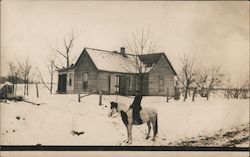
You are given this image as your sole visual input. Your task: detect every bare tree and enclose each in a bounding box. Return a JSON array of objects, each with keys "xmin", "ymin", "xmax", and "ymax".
[
  {"xmin": 7, "ymin": 62, "xmax": 20, "ymax": 95},
  {"xmin": 126, "ymin": 28, "xmax": 157, "ymax": 94},
  {"xmin": 206, "ymin": 66, "xmax": 224, "ymax": 100},
  {"xmin": 52, "ymin": 32, "xmax": 78, "ymax": 68},
  {"xmin": 48, "ymin": 58, "xmax": 56, "ymax": 94},
  {"xmin": 17, "ymin": 58, "xmax": 32, "ymax": 95},
  {"xmin": 196, "ymin": 66, "xmax": 224, "ymax": 100},
  {"xmin": 196, "ymin": 69, "xmax": 209, "ymax": 97},
  {"xmin": 224, "ymin": 77, "xmax": 232, "ymax": 99},
  {"xmin": 178, "ymin": 53, "xmax": 197, "ymax": 101},
  {"xmin": 38, "ymin": 57, "xmax": 56, "ymax": 94}
]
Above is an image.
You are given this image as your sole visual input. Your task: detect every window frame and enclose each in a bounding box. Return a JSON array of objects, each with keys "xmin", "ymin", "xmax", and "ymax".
[
  {"xmin": 126, "ymin": 76, "xmax": 132, "ymax": 91},
  {"xmin": 82, "ymin": 72, "xmax": 89, "ymax": 91},
  {"xmin": 115, "ymin": 75, "xmax": 120, "ymax": 94}
]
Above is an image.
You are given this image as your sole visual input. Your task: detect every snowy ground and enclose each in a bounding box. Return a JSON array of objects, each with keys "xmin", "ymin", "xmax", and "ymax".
[{"xmin": 0, "ymin": 84, "xmax": 249, "ymax": 146}]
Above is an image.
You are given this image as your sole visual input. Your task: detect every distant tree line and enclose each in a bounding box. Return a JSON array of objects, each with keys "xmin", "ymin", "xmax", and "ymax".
[
  {"xmin": 0, "ymin": 76, "xmax": 28, "ymax": 84},
  {"xmin": 3, "ymin": 59, "xmax": 35, "ymax": 95},
  {"xmin": 176, "ymin": 54, "xmax": 249, "ymax": 101}
]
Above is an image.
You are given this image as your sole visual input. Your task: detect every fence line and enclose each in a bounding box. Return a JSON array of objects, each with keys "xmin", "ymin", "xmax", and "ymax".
[
  {"xmin": 77, "ymin": 90, "xmax": 136, "ymax": 106},
  {"xmin": 78, "ymin": 90, "xmax": 114, "ymax": 105}
]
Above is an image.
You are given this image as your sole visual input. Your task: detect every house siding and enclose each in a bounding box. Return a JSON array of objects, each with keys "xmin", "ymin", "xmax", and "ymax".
[
  {"xmin": 148, "ymin": 55, "xmax": 175, "ymax": 96},
  {"xmin": 97, "ymin": 71, "xmax": 110, "ymax": 93},
  {"xmin": 74, "ymin": 52, "xmax": 98, "ymax": 93},
  {"xmin": 97, "ymin": 71, "xmax": 137, "ymax": 96}
]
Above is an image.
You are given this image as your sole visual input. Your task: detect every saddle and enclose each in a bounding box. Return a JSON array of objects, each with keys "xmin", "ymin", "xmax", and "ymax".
[
  {"xmin": 133, "ymin": 112, "xmax": 143, "ymax": 124},
  {"xmin": 133, "ymin": 119, "xmax": 143, "ymax": 125}
]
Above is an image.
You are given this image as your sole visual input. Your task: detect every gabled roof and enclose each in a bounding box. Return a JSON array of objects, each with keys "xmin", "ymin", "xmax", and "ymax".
[
  {"xmin": 138, "ymin": 53, "xmax": 163, "ymax": 65},
  {"xmin": 139, "ymin": 53, "xmax": 177, "ymax": 75},
  {"xmin": 58, "ymin": 47, "xmax": 177, "ymax": 75},
  {"xmin": 138, "ymin": 53, "xmax": 164, "ymax": 71}
]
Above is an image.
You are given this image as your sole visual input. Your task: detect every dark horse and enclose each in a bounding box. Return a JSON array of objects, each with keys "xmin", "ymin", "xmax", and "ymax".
[{"xmin": 108, "ymin": 101, "xmax": 158, "ymax": 144}]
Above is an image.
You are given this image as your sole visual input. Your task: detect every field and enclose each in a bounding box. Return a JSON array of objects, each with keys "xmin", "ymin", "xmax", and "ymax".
[{"xmin": 0, "ymin": 84, "xmax": 249, "ymax": 146}]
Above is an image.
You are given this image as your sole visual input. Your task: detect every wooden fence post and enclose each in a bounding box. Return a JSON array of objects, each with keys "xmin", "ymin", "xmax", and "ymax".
[
  {"xmin": 99, "ymin": 90, "xmax": 102, "ymax": 106},
  {"xmin": 192, "ymin": 88, "xmax": 196, "ymax": 102},
  {"xmin": 183, "ymin": 87, "xmax": 186, "ymax": 102},
  {"xmin": 14, "ymin": 84, "xmax": 17, "ymax": 96},
  {"xmin": 36, "ymin": 83, "xmax": 39, "ymax": 98},
  {"xmin": 166, "ymin": 88, "xmax": 169, "ymax": 102},
  {"xmin": 78, "ymin": 88, "xmax": 80, "ymax": 102}
]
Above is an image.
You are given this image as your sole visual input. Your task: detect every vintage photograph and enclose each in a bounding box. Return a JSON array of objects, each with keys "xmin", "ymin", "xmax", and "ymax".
[{"xmin": 0, "ymin": 0, "xmax": 249, "ymax": 152}]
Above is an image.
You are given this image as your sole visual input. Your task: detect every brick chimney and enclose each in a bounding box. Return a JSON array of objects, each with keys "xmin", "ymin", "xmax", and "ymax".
[{"xmin": 120, "ymin": 47, "xmax": 127, "ymax": 57}]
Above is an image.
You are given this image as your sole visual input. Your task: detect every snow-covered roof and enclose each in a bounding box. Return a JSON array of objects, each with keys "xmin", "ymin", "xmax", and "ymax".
[
  {"xmin": 0, "ymin": 82, "xmax": 13, "ymax": 89},
  {"xmin": 86, "ymin": 48, "xmax": 139, "ymax": 73},
  {"xmin": 4, "ymin": 82, "xmax": 13, "ymax": 86}
]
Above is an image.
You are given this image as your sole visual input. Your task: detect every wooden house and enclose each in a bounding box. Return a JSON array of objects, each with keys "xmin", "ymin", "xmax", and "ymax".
[{"xmin": 57, "ymin": 47, "xmax": 177, "ymax": 96}]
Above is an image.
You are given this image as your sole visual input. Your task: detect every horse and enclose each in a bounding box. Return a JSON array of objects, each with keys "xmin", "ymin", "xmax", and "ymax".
[{"xmin": 108, "ymin": 101, "xmax": 158, "ymax": 144}]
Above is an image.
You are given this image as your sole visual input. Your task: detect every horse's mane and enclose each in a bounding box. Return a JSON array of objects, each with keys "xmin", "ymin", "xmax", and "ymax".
[{"xmin": 116, "ymin": 102, "xmax": 130, "ymax": 112}]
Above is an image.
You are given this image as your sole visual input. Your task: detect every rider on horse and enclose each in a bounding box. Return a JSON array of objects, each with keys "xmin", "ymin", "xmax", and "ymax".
[{"xmin": 129, "ymin": 91, "xmax": 143, "ymax": 124}]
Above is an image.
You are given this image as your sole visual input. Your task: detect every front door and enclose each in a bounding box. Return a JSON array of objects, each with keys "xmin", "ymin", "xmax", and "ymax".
[
  {"xmin": 119, "ymin": 76, "xmax": 126, "ymax": 96},
  {"xmin": 58, "ymin": 74, "xmax": 67, "ymax": 93}
]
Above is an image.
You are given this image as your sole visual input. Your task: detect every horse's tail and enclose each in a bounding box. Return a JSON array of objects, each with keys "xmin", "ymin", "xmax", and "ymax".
[{"xmin": 154, "ymin": 113, "xmax": 158, "ymax": 135}]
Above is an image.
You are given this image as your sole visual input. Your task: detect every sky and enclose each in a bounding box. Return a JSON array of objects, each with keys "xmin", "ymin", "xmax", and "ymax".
[{"xmin": 1, "ymin": 1, "xmax": 249, "ymax": 83}]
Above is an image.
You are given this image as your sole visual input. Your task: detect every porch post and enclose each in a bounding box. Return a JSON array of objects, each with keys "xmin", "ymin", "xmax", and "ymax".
[
  {"xmin": 166, "ymin": 88, "xmax": 169, "ymax": 102},
  {"xmin": 99, "ymin": 90, "xmax": 102, "ymax": 106},
  {"xmin": 36, "ymin": 83, "xmax": 39, "ymax": 98},
  {"xmin": 78, "ymin": 88, "xmax": 80, "ymax": 102}
]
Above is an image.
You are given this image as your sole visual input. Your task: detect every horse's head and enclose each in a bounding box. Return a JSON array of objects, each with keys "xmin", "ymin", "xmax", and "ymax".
[{"xmin": 108, "ymin": 101, "xmax": 118, "ymax": 117}]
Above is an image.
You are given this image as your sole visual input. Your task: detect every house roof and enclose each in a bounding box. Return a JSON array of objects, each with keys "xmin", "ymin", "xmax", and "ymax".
[
  {"xmin": 58, "ymin": 47, "xmax": 177, "ymax": 75},
  {"xmin": 138, "ymin": 53, "xmax": 177, "ymax": 75},
  {"xmin": 85, "ymin": 48, "xmax": 138, "ymax": 73},
  {"xmin": 138, "ymin": 53, "xmax": 163, "ymax": 65}
]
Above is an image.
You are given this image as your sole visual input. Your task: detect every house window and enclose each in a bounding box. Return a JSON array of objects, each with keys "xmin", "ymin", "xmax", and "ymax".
[
  {"xmin": 82, "ymin": 73, "xmax": 88, "ymax": 91},
  {"xmin": 126, "ymin": 76, "xmax": 132, "ymax": 91},
  {"xmin": 115, "ymin": 75, "xmax": 120, "ymax": 93},
  {"xmin": 68, "ymin": 73, "xmax": 72, "ymax": 86},
  {"xmin": 159, "ymin": 75, "xmax": 164, "ymax": 92}
]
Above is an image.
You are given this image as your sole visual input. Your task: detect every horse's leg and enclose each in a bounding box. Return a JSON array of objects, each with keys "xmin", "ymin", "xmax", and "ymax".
[
  {"xmin": 128, "ymin": 123, "xmax": 132, "ymax": 144},
  {"xmin": 126, "ymin": 123, "xmax": 133, "ymax": 144},
  {"xmin": 146, "ymin": 121, "xmax": 151, "ymax": 139},
  {"xmin": 126, "ymin": 126, "xmax": 129, "ymax": 143},
  {"xmin": 152, "ymin": 116, "xmax": 158, "ymax": 142},
  {"xmin": 152, "ymin": 121, "xmax": 156, "ymax": 141}
]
